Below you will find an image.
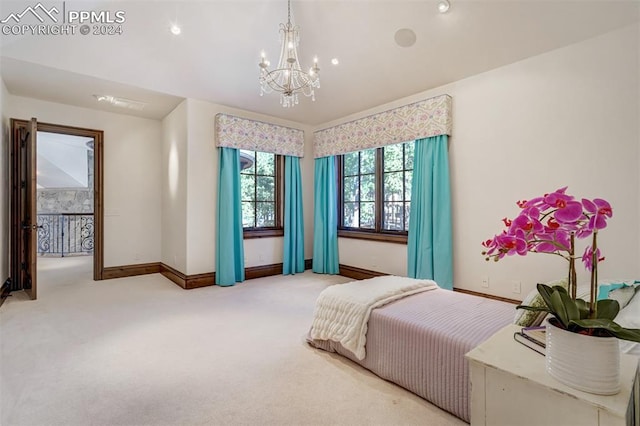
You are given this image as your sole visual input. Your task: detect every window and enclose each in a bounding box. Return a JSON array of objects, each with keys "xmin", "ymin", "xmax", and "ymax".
[
  {"xmin": 240, "ymin": 150, "xmax": 283, "ymax": 237},
  {"xmin": 339, "ymin": 142, "xmax": 414, "ymax": 242}
]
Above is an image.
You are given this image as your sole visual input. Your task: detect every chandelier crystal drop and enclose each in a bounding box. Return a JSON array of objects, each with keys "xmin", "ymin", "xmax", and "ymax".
[{"xmin": 258, "ymin": 0, "xmax": 320, "ymax": 108}]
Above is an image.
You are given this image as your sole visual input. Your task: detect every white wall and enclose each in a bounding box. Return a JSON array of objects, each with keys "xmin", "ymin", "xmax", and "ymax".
[
  {"xmin": 4, "ymin": 93, "xmax": 314, "ymax": 278},
  {"xmin": 0, "ymin": 78, "xmax": 9, "ymax": 281},
  {"xmin": 178, "ymin": 99, "xmax": 314, "ymax": 275},
  {"xmin": 319, "ymin": 24, "xmax": 640, "ymax": 299},
  {"xmin": 8, "ymin": 96, "xmax": 163, "ymax": 268},
  {"xmin": 161, "ymin": 100, "xmax": 188, "ymax": 272}
]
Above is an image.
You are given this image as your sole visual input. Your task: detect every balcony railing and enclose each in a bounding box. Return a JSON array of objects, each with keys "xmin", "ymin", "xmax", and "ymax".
[{"xmin": 37, "ymin": 213, "xmax": 94, "ymax": 257}]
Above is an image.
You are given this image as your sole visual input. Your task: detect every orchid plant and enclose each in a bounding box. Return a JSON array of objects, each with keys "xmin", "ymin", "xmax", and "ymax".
[{"xmin": 482, "ymin": 187, "xmax": 640, "ymax": 342}]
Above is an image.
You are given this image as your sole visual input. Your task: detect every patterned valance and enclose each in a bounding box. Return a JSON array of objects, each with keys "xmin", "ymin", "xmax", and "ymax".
[
  {"xmin": 216, "ymin": 114, "xmax": 305, "ymax": 157},
  {"xmin": 313, "ymin": 94, "xmax": 452, "ymax": 158}
]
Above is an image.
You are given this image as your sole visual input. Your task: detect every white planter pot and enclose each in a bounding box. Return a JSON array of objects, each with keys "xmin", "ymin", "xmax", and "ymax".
[{"xmin": 545, "ymin": 318, "xmax": 620, "ymax": 395}]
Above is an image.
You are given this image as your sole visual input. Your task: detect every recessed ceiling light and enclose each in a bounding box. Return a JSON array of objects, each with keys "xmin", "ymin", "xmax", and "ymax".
[
  {"xmin": 331, "ymin": 58, "xmax": 339, "ymax": 65},
  {"xmin": 170, "ymin": 24, "xmax": 181, "ymax": 35},
  {"xmin": 394, "ymin": 28, "xmax": 417, "ymax": 48},
  {"xmin": 438, "ymin": 0, "xmax": 450, "ymax": 14},
  {"xmin": 93, "ymin": 95, "xmax": 146, "ymax": 111}
]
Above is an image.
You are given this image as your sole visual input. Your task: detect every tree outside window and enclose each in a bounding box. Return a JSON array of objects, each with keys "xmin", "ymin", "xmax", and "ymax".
[
  {"xmin": 240, "ymin": 150, "xmax": 282, "ymax": 236},
  {"xmin": 339, "ymin": 142, "xmax": 413, "ymax": 242},
  {"xmin": 342, "ymin": 148, "xmax": 376, "ymax": 229},
  {"xmin": 382, "ymin": 142, "xmax": 413, "ymax": 232}
]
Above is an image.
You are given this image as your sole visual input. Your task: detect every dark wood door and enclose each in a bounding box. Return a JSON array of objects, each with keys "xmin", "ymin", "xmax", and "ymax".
[
  {"xmin": 10, "ymin": 118, "xmax": 38, "ymax": 300},
  {"xmin": 10, "ymin": 119, "xmax": 105, "ymax": 287}
]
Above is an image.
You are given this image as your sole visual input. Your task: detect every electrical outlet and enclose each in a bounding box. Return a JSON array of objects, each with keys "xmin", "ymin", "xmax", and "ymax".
[
  {"xmin": 481, "ymin": 276, "xmax": 489, "ymax": 288},
  {"xmin": 512, "ymin": 280, "xmax": 521, "ymax": 294}
]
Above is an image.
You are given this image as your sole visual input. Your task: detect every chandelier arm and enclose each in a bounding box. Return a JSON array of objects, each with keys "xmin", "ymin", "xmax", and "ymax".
[{"xmin": 262, "ymin": 68, "xmax": 316, "ymax": 92}]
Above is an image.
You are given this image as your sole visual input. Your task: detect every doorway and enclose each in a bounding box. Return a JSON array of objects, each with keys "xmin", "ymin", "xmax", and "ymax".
[{"xmin": 9, "ymin": 118, "xmax": 104, "ymax": 300}]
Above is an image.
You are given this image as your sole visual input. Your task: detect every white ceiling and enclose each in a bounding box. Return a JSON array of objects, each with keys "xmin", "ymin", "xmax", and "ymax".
[
  {"xmin": 1, "ymin": 0, "xmax": 639, "ymax": 125},
  {"xmin": 37, "ymin": 131, "xmax": 93, "ymax": 188}
]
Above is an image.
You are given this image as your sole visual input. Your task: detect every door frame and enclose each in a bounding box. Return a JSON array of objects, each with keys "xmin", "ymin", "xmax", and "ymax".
[{"xmin": 10, "ymin": 119, "xmax": 105, "ymax": 284}]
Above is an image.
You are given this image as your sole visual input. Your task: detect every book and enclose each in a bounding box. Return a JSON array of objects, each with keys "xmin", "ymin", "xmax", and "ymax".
[
  {"xmin": 513, "ymin": 332, "xmax": 546, "ymax": 356},
  {"xmin": 522, "ymin": 325, "xmax": 546, "ymax": 346}
]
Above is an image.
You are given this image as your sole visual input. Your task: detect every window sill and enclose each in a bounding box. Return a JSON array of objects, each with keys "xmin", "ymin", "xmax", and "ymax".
[
  {"xmin": 243, "ymin": 228, "xmax": 284, "ymax": 239},
  {"xmin": 338, "ymin": 229, "xmax": 407, "ymax": 244}
]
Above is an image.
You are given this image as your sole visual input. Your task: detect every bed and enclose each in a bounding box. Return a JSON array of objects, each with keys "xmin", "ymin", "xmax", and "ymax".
[{"xmin": 307, "ymin": 277, "xmax": 515, "ymax": 423}]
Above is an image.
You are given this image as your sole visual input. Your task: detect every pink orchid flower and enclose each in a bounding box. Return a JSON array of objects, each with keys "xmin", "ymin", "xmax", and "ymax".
[
  {"xmin": 544, "ymin": 190, "xmax": 583, "ymax": 223},
  {"xmin": 482, "ymin": 188, "xmax": 611, "ymax": 271},
  {"xmin": 534, "ymin": 229, "xmax": 571, "ymax": 253},
  {"xmin": 495, "ymin": 230, "xmax": 528, "ymax": 257},
  {"xmin": 510, "ymin": 211, "xmax": 544, "ymax": 235},
  {"xmin": 582, "ymin": 198, "xmax": 613, "ymax": 230},
  {"xmin": 582, "ymin": 245, "xmax": 604, "ymax": 272},
  {"xmin": 522, "ymin": 187, "xmax": 568, "ymax": 209}
]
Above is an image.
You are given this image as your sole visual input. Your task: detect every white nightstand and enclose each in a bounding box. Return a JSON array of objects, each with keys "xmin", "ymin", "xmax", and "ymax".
[{"xmin": 466, "ymin": 324, "xmax": 639, "ymax": 426}]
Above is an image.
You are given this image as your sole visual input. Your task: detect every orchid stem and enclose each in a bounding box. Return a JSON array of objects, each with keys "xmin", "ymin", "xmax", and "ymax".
[
  {"xmin": 568, "ymin": 233, "xmax": 576, "ymax": 300},
  {"xmin": 590, "ymin": 230, "xmax": 598, "ymax": 319}
]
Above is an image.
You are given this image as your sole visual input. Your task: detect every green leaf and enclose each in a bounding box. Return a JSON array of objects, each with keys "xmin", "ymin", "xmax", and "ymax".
[
  {"xmin": 536, "ymin": 284, "xmax": 555, "ymax": 311},
  {"xmin": 550, "ymin": 290, "xmax": 580, "ymax": 328},
  {"xmin": 595, "ymin": 299, "xmax": 620, "ymax": 320},
  {"xmin": 610, "ymin": 327, "xmax": 640, "ymax": 343},
  {"xmin": 515, "ymin": 305, "xmax": 550, "ymax": 313},
  {"xmin": 570, "ymin": 319, "xmax": 640, "ymax": 343},
  {"xmin": 561, "ymin": 292, "xmax": 581, "ymax": 321},
  {"xmin": 574, "ymin": 299, "xmax": 589, "ymax": 319},
  {"xmin": 552, "ymin": 285, "xmax": 568, "ymax": 294},
  {"xmin": 570, "ymin": 318, "xmax": 615, "ymax": 329},
  {"xmin": 549, "ymin": 291, "xmax": 569, "ymax": 327}
]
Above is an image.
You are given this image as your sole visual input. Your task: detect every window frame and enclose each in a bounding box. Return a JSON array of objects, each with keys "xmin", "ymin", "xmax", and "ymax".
[
  {"xmin": 337, "ymin": 143, "xmax": 413, "ymax": 244},
  {"xmin": 241, "ymin": 151, "xmax": 284, "ymax": 239}
]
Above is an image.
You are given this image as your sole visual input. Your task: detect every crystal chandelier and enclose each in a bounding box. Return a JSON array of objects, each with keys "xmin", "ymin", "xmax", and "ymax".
[{"xmin": 258, "ymin": 0, "xmax": 320, "ymax": 108}]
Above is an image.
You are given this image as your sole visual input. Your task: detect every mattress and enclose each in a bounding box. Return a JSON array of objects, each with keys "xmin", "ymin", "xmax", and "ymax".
[{"xmin": 307, "ymin": 287, "xmax": 515, "ymax": 422}]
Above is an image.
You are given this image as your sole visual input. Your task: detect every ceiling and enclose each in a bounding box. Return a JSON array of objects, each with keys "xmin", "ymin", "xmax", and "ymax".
[
  {"xmin": 37, "ymin": 131, "xmax": 93, "ymax": 189},
  {"xmin": 1, "ymin": 0, "xmax": 639, "ymax": 125}
]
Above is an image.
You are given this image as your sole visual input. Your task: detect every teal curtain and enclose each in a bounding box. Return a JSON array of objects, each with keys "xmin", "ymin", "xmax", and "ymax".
[
  {"xmin": 312, "ymin": 156, "xmax": 339, "ymax": 274},
  {"xmin": 283, "ymin": 156, "xmax": 305, "ymax": 274},
  {"xmin": 215, "ymin": 147, "xmax": 245, "ymax": 286},
  {"xmin": 407, "ymin": 135, "xmax": 453, "ymax": 290}
]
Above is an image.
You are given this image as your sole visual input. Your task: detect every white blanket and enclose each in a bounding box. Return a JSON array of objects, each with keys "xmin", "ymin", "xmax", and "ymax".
[{"xmin": 309, "ymin": 275, "xmax": 438, "ymax": 360}]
